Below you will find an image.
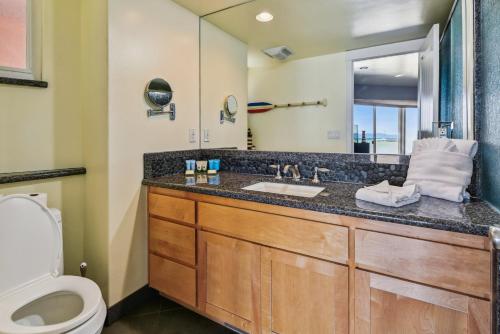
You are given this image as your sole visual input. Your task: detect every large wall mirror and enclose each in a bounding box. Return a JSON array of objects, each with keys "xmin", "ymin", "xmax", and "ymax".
[{"xmin": 186, "ymin": 0, "xmax": 475, "ymax": 154}]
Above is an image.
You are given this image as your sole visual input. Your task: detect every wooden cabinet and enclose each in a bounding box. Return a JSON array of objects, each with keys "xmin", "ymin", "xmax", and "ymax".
[
  {"xmin": 198, "ymin": 202, "xmax": 349, "ymax": 263},
  {"xmin": 261, "ymin": 247, "xmax": 349, "ymax": 334},
  {"xmin": 149, "ymin": 218, "xmax": 195, "ymax": 266},
  {"xmin": 147, "ymin": 189, "xmax": 493, "ymax": 334},
  {"xmin": 198, "ymin": 232, "xmax": 261, "ymax": 334},
  {"xmin": 355, "ymin": 230, "xmax": 491, "ymax": 299},
  {"xmin": 355, "ymin": 270, "xmax": 491, "ymax": 334},
  {"xmin": 148, "ymin": 192, "xmax": 197, "ymax": 307},
  {"xmin": 149, "ymin": 254, "xmax": 196, "ymax": 307},
  {"xmin": 148, "ymin": 193, "xmax": 195, "ymax": 225}
]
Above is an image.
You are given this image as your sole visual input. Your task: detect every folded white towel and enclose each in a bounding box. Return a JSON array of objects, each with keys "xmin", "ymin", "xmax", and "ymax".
[
  {"xmin": 412, "ymin": 138, "xmax": 457, "ymax": 155},
  {"xmin": 355, "ymin": 181, "xmax": 421, "ymax": 207},
  {"xmin": 451, "ymin": 139, "xmax": 478, "ymax": 158},
  {"xmin": 404, "ymin": 138, "xmax": 477, "ymax": 202}
]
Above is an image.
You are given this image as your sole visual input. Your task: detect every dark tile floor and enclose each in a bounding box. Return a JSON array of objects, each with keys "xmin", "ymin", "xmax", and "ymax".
[{"xmin": 103, "ymin": 293, "xmax": 234, "ymax": 334}]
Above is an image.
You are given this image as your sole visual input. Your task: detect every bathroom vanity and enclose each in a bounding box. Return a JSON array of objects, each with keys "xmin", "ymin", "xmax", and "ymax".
[{"xmin": 144, "ymin": 171, "xmax": 498, "ymax": 334}]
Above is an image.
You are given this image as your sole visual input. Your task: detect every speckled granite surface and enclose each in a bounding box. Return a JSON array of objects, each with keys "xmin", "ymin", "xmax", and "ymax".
[
  {"xmin": 202, "ymin": 149, "xmax": 410, "ymax": 185},
  {"xmin": 0, "ymin": 168, "xmax": 86, "ymax": 184},
  {"xmin": 143, "ymin": 172, "xmax": 500, "ymax": 237},
  {"xmin": 144, "ymin": 150, "xmax": 202, "ymax": 178},
  {"xmin": 144, "ymin": 150, "xmax": 410, "ymax": 185}
]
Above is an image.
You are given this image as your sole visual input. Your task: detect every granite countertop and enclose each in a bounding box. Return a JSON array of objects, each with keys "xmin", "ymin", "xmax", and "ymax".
[
  {"xmin": 0, "ymin": 167, "xmax": 86, "ymax": 184},
  {"xmin": 143, "ymin": 172, "xmax": 500, "ymax": 237}
]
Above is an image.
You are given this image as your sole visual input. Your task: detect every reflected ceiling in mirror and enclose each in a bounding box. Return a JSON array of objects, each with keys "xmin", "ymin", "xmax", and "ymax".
[
  {"xmin": 200, "ymin": 0, "xmax": 453, "ymax": 67},
  {"xmin": 172, "ymin": 0, "xmax": 253, "ymax": 16},
  {"xmin": 197, "ymin": 0, "xmax": 456, "ymax": 154}
]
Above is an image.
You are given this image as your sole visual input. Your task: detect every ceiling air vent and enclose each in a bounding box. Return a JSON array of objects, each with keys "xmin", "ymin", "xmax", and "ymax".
[{"xmin": 263, "ymin": 46, "xmax": 294, "ymax": 60}]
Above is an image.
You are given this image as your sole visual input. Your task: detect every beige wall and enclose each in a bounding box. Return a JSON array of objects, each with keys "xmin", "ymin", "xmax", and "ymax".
[
  {"xmin": 0, "ymin": 0, "xmax": 83, "ymax": 172},
  {"xmin": 107, "ymin": 0, "xmax": 200, "ymax": 306},
  {"xmin": 248, "ymin": 53, "xmax": 348, "ymax": 153},
  {"xmin": 0, "ymin": 0, "xmax": 85, "ymax": 276},
  {"xmin": 1, "ymin": 0, "xmax": 208, "ymax": 307},
  {"xmin": 81, "ymin": 0, "xmax": 110, "ymax": 302},
  {"xmin": 200, "ymin": 20, "xmax": 248, "ymax": 150}
]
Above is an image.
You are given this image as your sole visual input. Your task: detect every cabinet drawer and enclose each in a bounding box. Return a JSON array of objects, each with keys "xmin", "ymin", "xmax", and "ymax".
[
  {"xmin": 148, "ymin": 193, "xmax": 195, "ymax": 225},
  {"xmin": 355, "ymin": 230, "xmax": 491, "ymax": 299},
  {"xmin": 149, "ymin": 254, "xmax": 196, "ymax": 307},
  {"xmin": 149, "ymin": 218, "xmax": 195, "ymax": 266},
  {"xmin": 198, "ymin": 202, "xmax": 348, "ymax": 263}
]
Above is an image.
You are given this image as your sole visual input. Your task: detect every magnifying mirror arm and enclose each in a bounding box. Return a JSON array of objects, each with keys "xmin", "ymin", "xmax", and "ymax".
[
  {"xmin": 220, "ymin": 109, "xmax": 236, "ymax": 124},
  {"xmin": 148, "ymin": 103, "xmax": 176, "ymax": 120}
]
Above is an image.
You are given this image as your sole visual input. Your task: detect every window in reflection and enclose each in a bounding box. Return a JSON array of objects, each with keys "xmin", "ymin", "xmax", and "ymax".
[{"xmin": 354, "ymin": 104, "xmax": 418, "ymax": 155}]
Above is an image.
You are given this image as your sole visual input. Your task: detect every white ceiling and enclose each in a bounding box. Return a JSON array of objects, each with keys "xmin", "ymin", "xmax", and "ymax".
[
  {"xmin": 173, "ymin": 0, "xmax": 453, "ymax": 67},
  {"xmin": 354, "ymin": 53, "xmax": 420, "ymax": 87},
  {"xmin": 172, "ymin": 0, "xmax": 252, "ymax": 16}
]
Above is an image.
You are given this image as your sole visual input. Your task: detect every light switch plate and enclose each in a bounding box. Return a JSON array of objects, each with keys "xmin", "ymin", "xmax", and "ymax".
[
  {"xmin": 189, "ymin": 129, "xmax": 197, "ymax": 143},
  {"xmin": 203, "ymin": 129, "xmax": 210, "ymax": 143},
  {"xmin": 327, "ymin": 130, "xmax": 341, "ymax": 140}
]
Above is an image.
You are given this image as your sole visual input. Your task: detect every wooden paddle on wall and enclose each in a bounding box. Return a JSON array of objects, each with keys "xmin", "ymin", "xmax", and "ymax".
[{"xmin": 247, "ymin": 99, "xmax": 328, "ymax": 114}]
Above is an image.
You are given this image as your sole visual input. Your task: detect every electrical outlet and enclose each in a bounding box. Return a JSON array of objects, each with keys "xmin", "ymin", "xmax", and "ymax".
[
  {"xmin": 189, "ymin": 129, "xmax": 197, "ymax": 143},
  {"xmin": 327, "ymin": 130, "xmax": 341, "ymax": 140},
  {"xmin": 203, "ymin": 129, "xmax": 210, "ymax": 143}
]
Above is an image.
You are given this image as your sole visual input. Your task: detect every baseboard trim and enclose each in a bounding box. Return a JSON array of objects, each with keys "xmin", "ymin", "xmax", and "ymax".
[{"xmin": 105, "ymin": 285, "xmax": 157, "ymax": 326}]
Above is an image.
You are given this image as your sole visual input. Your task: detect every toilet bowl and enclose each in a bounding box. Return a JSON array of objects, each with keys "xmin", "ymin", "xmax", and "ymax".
[{"xmin": 0, "ymin": 195, "xmax": 106, "ymax": 334}]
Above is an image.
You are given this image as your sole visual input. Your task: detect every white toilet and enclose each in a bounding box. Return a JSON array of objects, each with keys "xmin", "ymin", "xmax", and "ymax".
[{"xmin": 0, "ymin": 195, "xmax": 106, "ymax": 334}]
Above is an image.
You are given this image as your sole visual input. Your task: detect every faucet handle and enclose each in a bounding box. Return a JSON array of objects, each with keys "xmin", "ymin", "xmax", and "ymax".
[
  {"xmin": 312, "ymin": 167, "xmax": 330, "ymax": 184},
  {"xmin": 270, "ymin": 164, "xmax": 282, "ymax": 180}
]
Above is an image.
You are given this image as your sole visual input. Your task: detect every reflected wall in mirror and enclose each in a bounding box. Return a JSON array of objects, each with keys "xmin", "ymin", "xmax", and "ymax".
[
  {"xmin": 194, "ymin": 0, "xmax": 474, "ymax": 153},
  {"xmin": 352, "ymin": 53, "xmax": 420, "ymax": 155}
]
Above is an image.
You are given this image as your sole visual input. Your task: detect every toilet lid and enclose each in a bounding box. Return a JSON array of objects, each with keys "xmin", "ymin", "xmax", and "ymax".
[{"xmin": 0, "ymin": 195, "xmax": 62, "ymax": 297}]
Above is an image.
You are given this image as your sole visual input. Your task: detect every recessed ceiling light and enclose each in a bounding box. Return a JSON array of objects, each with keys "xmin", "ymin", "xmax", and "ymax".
[
  {"xmin": 359, "ymin": 66, "xmax": 368, "ymax": 70},
  {"xmin": 394, "ymin": 74, "xmax": 404, "ymax": 78},
  {"xmin": 256, "ymin": 11, "xmax": 274, "ymax": 23}
]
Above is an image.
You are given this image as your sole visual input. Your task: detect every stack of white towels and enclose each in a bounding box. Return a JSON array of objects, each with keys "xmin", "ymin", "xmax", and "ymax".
[{"xmin": 355, "ymin": 138, "xmax": 478, "ymax": 207}]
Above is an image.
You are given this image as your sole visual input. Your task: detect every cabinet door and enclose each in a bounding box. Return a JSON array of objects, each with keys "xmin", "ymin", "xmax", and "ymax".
[
  {"xmin": 261, "ymin": 247, "xmax": 349, "ymax": 334},
  {"xmin": 198, "ymin": 232, "xmax": 261, "ymax": 334},
  {"xmin": 355, "ymin": 270, "xmax": 491, "ymax": 334}
]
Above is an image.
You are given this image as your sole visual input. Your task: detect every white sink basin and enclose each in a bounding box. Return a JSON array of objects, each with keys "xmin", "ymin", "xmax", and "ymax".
[{"xmin": 242, "ymin": 182, "xmax": 325, "ymax": 198}]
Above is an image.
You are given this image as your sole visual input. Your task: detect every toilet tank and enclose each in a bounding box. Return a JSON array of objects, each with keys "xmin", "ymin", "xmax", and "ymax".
[{"xmin": 49, "ymin": 208, "xmax": 64, "ymax": 275}]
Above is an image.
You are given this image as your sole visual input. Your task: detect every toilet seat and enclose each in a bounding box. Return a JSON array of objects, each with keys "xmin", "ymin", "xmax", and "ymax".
[{"xmin": 0, "ymin": 275, "xmax": 103, "ymax": 334}]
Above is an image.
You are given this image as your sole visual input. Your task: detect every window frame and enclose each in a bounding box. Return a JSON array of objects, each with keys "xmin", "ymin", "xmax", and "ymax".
[
  {"xmin": 353, "ymin": 103, "xmax": 417, "ymax": 155},
  {"xmin": 0, "ymin": 0, "xmax": 34, "ymax": 80},
  {"xmin": 345, "ymin": 39, "xmax": 425, "ymax": 153}
]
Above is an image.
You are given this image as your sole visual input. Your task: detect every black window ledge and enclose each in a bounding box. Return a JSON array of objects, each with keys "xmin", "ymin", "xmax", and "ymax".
[
  {"xmin": 0, "ymin": 77, "xmax": 48, "ymax": 88},
  {"xmin": 0, "ymin": 168, "xmax": 86, "ymax": 185}
]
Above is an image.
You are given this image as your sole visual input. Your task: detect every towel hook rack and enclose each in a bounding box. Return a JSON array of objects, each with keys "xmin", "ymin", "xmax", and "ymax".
[{"xmin": 273, "ymin": 98, "xmax": 328, "ymax": 109}]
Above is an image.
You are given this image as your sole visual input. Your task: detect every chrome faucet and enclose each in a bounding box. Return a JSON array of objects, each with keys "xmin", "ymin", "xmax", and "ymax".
[
  {"xmin": 312, "ymin": 167, "xmax": 330, "ymax": 184},
  {"xmin": 269, "ymin": 164, "xmax": 282, "ymax": 180},
  {"xmin": 283, "ymin": 165, "xmax": 301, "ymax": 181}
]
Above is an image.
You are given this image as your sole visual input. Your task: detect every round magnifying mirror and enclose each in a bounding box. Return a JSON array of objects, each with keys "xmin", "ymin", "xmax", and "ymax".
[
  {"xmin": 145, "ymin": 78, "xmax": 173, "ymax": 109},
  {"xmin": 225, "ymin": 95, "xmax": 238, "ymax": 116}
]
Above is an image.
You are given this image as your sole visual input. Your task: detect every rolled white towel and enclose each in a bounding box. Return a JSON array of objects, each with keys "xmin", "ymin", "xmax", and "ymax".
[{"xmin": 355, "ymin": 181, "xmax": 421, "ymax": 207}]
